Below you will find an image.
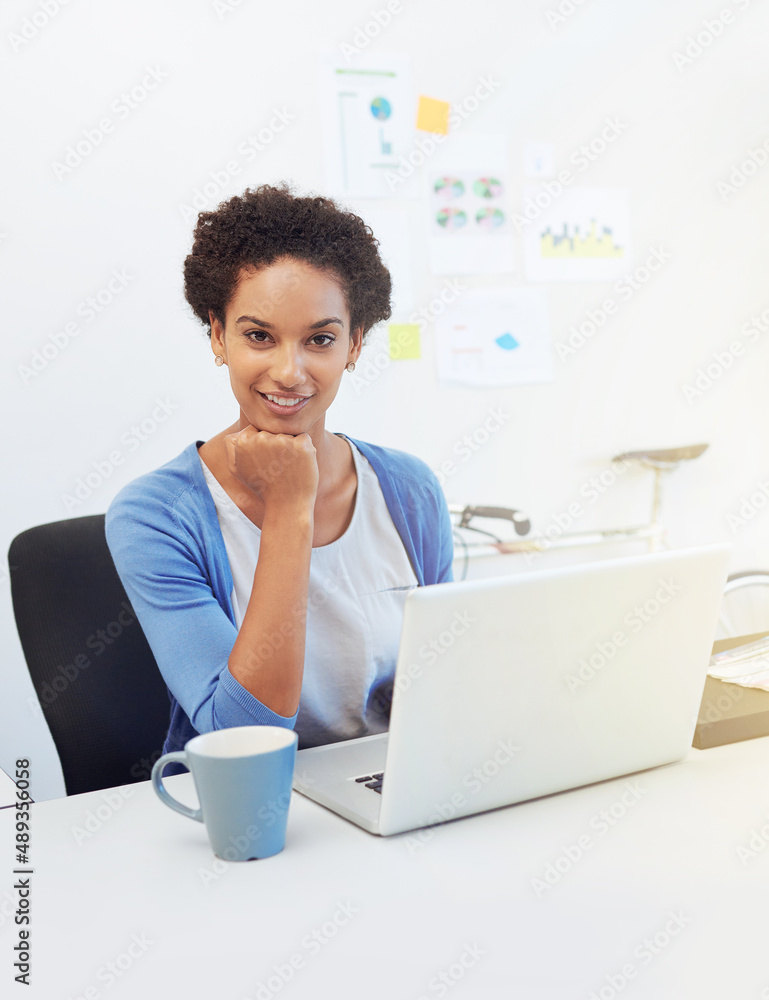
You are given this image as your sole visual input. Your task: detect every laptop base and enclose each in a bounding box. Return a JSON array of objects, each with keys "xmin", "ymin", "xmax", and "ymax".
[{"xmin": 293, "ymin": 733, "xmax": 388, "ymax": 834}]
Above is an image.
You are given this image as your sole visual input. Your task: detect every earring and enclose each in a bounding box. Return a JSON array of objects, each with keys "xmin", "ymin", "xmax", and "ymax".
[
  {"xmin": 346, "ymin": 361, "xmax": 356, "ymax": 372},
  {"xmin": 215, "ymin": 355, "xmax": 225, "ymax": 367}
]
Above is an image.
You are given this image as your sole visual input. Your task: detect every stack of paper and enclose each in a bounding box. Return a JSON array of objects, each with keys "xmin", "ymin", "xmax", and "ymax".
[{"xmin": 708, "ymin": 636, "xmax": 769, "ymax": 691}]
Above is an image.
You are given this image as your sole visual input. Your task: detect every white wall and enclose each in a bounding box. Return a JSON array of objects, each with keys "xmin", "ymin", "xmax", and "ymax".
[{"xmin": 2, "ymin": 0, "xmax": 768, "ymax": 800}]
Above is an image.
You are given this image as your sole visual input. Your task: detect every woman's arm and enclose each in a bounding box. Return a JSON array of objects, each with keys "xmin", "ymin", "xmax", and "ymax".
[
  {"xmin": 105, "ymin": 429, "xmax": 318, "ymax": 735},
  {"xmin": 227, "ymin": 502, "xmax": 313, "ymax": 716},
  {"xmin": 105, "ymin": 496, "xmax": 296, "ymax": 735},
  {"xmin": 222, "ymin": 426, "xmax": 318, "ymax": 717}
]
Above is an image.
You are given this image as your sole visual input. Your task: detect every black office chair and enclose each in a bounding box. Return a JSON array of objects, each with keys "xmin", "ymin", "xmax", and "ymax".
[{"xmin": 8, "ymin": 515, "xmax": 170, "ymax": 796}]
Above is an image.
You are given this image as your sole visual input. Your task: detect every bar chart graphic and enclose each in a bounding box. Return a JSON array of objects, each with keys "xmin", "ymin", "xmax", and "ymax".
[
  {"xmin": 540, "ymin": 219, "xmax": 624, "ymax": 258},
  {"xmin": 524, "ymin": 187, "xmax": 631, "ymax": 281}
]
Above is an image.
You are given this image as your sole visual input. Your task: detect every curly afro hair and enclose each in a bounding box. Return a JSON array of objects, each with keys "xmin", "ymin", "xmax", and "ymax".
[{"xmin": 183, "ymin": 182, "xmax": 392, "ymax": 342}]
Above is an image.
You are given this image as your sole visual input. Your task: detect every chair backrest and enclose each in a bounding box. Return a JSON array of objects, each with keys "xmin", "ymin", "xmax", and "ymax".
[{"xmin": 8, "ymin": 515, "xmax": 170, "ymax": 795}]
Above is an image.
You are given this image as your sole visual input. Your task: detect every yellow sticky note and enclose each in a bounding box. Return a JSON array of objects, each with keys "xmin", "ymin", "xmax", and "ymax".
[
  {"xmin": 389, "ymin": 324, "xmax": 421, "ymax": 360},
  {"xmin": 416, "ymin": 96, "xmax": 450, "ymax": 135}
]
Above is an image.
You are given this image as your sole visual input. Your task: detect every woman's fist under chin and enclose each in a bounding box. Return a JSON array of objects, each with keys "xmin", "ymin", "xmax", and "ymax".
[{"xmin": 224, "ymin": 426, "xmax": 319, "ymax": 509}]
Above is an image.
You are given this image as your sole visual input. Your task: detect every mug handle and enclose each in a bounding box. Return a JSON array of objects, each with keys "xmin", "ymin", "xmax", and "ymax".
[{"xmin": 151, "ymin": 752, "xmax": 203, "ymax": 823}]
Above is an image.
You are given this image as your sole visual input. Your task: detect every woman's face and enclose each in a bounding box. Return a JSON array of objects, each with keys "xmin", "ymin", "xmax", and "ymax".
[{"xmin": 210, "ymin": 257, "xmax": 362, "ymax": 435}]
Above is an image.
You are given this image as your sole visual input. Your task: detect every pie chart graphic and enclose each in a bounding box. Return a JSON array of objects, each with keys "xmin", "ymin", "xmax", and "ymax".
[
  {"xmin": 495, "ymin": 332, "xmax": 519, "ymax": 351},
  {"xmin": 473, "ymin": 177, "xmax": 503, "ymax": 199},
  {"xmin": 434, "ymin": 176, "xmax": 465, "ymax": 199},
  {"xmin": 476, "ymin": 207, "xmax": 505, "ymax": 230},
  {"xmin": 370, "ymin": 97, "xmax": 392, "ymax": 121},
  {"xmin": 436, "ymin": 207, "xmax": 467, "ymax": 231}
]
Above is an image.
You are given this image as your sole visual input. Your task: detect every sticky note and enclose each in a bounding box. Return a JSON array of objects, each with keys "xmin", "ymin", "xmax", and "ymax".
[
  {"xmin": 416, "ymin": 96, "xmax": 450, "ymax": 135},
  {"xmin": 389, "ymin": 324, "xmax": 421, "ymax": 360}
]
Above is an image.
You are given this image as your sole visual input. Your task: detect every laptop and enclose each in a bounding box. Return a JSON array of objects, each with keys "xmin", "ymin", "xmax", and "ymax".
[{"xmin": 292, "ymin": 543, "xmax": 731, "ymax": 836}]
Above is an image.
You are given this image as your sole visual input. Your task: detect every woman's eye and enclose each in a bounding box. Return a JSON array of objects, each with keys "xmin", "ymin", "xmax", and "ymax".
[{"xmin": 245, "ymin": 331, "xmax": 335, "ymax": 346}]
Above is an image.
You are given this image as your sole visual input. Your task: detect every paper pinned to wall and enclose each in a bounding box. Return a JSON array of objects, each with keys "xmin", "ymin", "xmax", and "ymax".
[
  {"xmin": 522, "ymin": 186, "xmax": 632, "ymax": 282},
  {"xmin": 427, "ymin": 133, "xmax": 514, "ymax": 275},
  {"xmin": 435, "ymin": 289, "xmax": 553, "ymax": 387},
  {"xmin": 319, "ymin": 52, "xmax": 416, "ymax": 199},
  {"xmin": 524, "ymin": 141, "xmax": 555, "ymax": 178}
]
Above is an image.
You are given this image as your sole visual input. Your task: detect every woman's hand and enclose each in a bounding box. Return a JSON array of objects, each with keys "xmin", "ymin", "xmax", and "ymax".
[{"xmin": 224, "ymin": 426, "xmax": 319, "ymax": 510}]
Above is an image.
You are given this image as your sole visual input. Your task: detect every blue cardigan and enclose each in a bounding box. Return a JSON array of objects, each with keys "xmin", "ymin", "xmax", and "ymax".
[{"xmin": 104, "ymin": 437, "xmax": 454, "ymax": 754}]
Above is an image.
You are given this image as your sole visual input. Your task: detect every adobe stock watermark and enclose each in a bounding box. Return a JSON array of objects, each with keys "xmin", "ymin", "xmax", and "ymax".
[
  {"xmin": 414, "ymin": 943, "xmax": 486, "ymax": 999},
  {"xmin": 340, "ymin": 0, "xmax": 404, "ymax": 60},
  {"xmin": 212, "ymin": 0, "xmax": 252, "ymax": 20},
  {"xmin": 384, "ymin": 75, "xmax": 502, "ymax": 192},
  {"xmin": 672, "ymin": 0, "xmax": 753, "ymax": 74},
  {"xmin": 390, "ymin": 610, "xmax": 477, "ymax": 701},
  {"xmin": 523, "ymin": 458, "xmax": 632, "ymax": 565},
  {"xmin": 61, "ymin": 398, "xmax": 180, "ymax": 512},
  {"xmin": 717, "ymin": 137, "xmax": 769, "ymax": 201},
  {"xmin": 27, "ymin": 602, "xmax": 139, "ymax": 716},
  {"xmin": 513, "ymin": 117, "xmax": 629, "ymax": 233},
  {"xmin": 205, "ymin": 267, "xmax": 302, "ymax": 338},
  {"xmin": 178, "ymin": 108, "xmax": 296, "ymax": 223},
  {"xmin": 197, "ymin": 791, "xmax": 293, "ymax": 886},
  {"xmin": 403, "ymin": 740, "xmax": 520, "ymax": 854},
  {"xmin": 128, "ymin": 750, "xmax": 163, "ymax": 782},
  {"xmin": 365, "ymin": 607, "xmax": 478, "ymax": 722},
  {"xmin": 242, "ymin": 901, "xmax": 359, "ymax": 1000},
  {"xmin": 699, "ymin": 681, "xmax": 744, "ymax": 726},
  {"xmin": 52, "ymin": 67, "xmax": 170, "ymax": 180},
  {"xmin": 17, "ymin": 268, "xmax": 134, "ymax": 384},
  {"xmin": 235, "ymin": 568, "xmax": 346, "ymax": 679},
  {"xmin": 544, "ymin": 0, "xmax": 594, "ymax": 30},
  {"xmin": 372, "ymin": 611, "xmax": 478, "ymax": 713},
  {"xmin": 586, "ymin": 910, "xmax": 691, "ymax": 1000},
  {"xmin": 8, "ymin": 0, "xmax": 73, "ymax": 53},
  {"xmin": 726, "ymin": 476, "xmax": 769, "ymax": 533},
  {"xmin": 434, "ymin": 407, "xmax": 511, "ymax": 487},
  {"xmin": 67, "ymin": 932, "xmax": 154, "ymax": 998},
  {"xmin": 349, "ymin": 278, "xmax": 466, "ymax": 393},
  {"xmin": 347, "ymin": 323, "xmax": 417, "ymax": 393},
  {"xmin": 564, "ymin": 578, "xmax": 682, "ymax": 694},
  {"xmin": 736, "ymin": 813, "xmax": 769, "ymax": 865},
  {"xmin": 407, "ymin": 278, "xmax": 466, "ymax": 329},
  {"xmin": 70, "ymin": 785, "xmax": 136, "ymax": 846},
  {"xmin": 681, "ymin": 303, "xmax": 769, "ymax": 403},
  {"xmin": 530, "ymin": 781, "xmax": 647, "ymax": 896},
  {"xmin": 556, "ymin": 246, "xmax": 671, "ymax": 361}
]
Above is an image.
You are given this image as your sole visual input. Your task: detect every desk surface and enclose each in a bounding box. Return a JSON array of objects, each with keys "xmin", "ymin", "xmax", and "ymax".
[{"xmin": 2, "ymin": 740, "xmax": 769, "ymax": 999}]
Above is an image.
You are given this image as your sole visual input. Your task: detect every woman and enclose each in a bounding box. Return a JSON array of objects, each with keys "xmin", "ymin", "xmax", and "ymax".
[{"xmin": 105, "ymin": 182, "xmax": 454, "ymax": 758}]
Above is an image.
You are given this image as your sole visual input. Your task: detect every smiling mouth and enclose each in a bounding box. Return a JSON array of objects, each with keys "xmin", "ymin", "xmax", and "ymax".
[{"xmin": 258, "ymin": 391, "xmax": 312, "ymax": 413}]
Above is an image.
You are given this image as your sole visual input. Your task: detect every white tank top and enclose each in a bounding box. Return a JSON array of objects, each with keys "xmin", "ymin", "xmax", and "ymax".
[{"xmin": 198, "ymin": 433, "xmax": 419, "ymax": 748}]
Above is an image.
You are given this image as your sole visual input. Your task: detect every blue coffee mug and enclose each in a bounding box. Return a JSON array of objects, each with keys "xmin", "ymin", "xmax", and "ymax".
[{"xmin": 151, "ymin": 725, "xmax": 298, "ymax": 861}]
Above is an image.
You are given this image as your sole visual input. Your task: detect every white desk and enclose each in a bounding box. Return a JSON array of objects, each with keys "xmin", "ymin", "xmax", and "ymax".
[{"xmin": 2, "ymin": 739, "xmax": 769, "ymax": 999}]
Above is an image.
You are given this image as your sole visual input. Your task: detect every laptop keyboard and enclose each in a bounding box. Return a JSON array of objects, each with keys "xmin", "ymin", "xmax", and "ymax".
[{"xmin": 354, "ymin": 771, "xmax": 384, "ymax": 793}]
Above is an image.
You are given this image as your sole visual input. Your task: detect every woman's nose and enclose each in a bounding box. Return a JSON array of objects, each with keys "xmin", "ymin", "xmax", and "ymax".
[{"xmin": 269, "ymin": 346, "xmax": 304, "ymax": 387}]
